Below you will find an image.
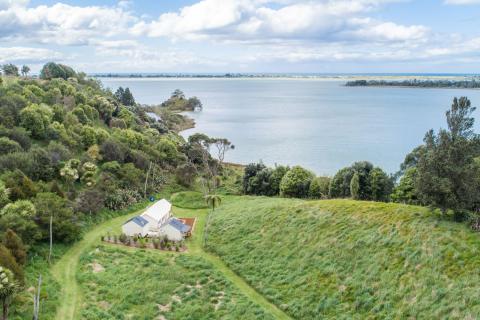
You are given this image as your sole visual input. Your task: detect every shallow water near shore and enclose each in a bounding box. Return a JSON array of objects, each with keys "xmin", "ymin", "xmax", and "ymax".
[{"xmin": 101, "ymin": 77, "xmax": 480, "ymax": 175}]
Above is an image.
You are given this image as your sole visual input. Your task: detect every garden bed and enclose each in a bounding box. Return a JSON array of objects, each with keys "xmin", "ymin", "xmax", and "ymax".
[{"xmin": 101, "ymin": 235, "xmax": 187, "ymax": 252}]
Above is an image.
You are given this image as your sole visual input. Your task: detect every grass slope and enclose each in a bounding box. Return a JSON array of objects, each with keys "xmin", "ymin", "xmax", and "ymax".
[
  {"xmin": 77, "ymin": 245, "xmax": 274, "ymax": 319},
  {"xmin": 206, "ymin": 197, "xmax": 480, "ymax": 319}
]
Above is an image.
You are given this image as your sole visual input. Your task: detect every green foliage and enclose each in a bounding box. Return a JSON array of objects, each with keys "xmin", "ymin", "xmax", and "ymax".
[
  {"xmin": 114, "ymin": 87, "xmax": 136, "ymax": 106},
  {"xmin": 0, "ymin": 181, "xmax": 9, "ymax": 210},
  {"xmin": 40, "ymin": 62, "xmax": 76, "ymax": 80},
  {"xmin": 2, "ymin": 64, "xmax": 19, "ymax": 76},
  {"xmin": 19, "ymin": 103, "xmax": 53, "ymax": 139},
  {"xmin": 205, "ymin": 194, "xmax": 222, "ymax": 211},
  {"xmin": 415, "ymin": 97, "xmax": 480, "ymax": 213},
  {"xmin": 0, "ymin": 200, "xmax": 41, "ymax": 244},
  {"xmin": 392, "ymin": 167, "xmax": 419, "ymax": 204},
  {"xmin": 279, "ymin": 166, "xmax": 314, "ymax": 198},
  {"xmin": 0, "ymin": 266, "xmax": 18, "ymax": 319},
  {"xmin": 0, "ymin": 137, "xmax": 21, "ymax": 154},
  {"xmin": 350, "ymin": 172, "xmax": 360, "ymax": 200},
  {"xmin": 33, "ymin": 192, "xmax": 81, "ymax": 243},
  {"xmin": 308, "ymin": 176, "xmax": 331, "ymax": 199},
  {"xmin": 2, "ymin": 229, "xmax": 26, "ymax": 266},
  {"xmin": 207, "ymin": 196, "xmax": 480, "ymax": 319},
  {"xmin": 0, "ymin": 245, "xmax": 23, "ymax": 284},
  {"xmin": 243, "ymin": 162, "xmax": 290, "ymax": 196}
]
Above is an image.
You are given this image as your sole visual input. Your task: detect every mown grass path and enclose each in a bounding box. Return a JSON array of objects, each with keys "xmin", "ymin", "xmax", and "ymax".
[{"xmin": 52, "ymin": 200, "xmax": 291, "ymax": 320}]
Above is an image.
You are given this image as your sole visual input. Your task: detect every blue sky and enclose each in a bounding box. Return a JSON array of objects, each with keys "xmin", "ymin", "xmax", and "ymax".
[{"xmin": 2, "ymin": 0, "xmax": 480, "ymax": 73}]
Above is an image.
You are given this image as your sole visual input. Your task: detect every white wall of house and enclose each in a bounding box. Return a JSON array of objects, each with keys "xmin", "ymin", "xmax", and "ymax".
[
  {"xmin": 159, "ymin": 224, "xmax": 183, "ymax": 242},
  {"xmin": 141, "ymin": 199, "xmax": 172, "ymax": 231},
  {"xmin": 122, "ymin": 221, "xmax": 149, "ymax": 237}
]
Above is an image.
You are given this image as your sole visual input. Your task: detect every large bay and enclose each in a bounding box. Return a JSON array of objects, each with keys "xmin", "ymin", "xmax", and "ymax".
[{"xmin": 100, "ymin": 78, "xmax": 480, "ymax": 175}]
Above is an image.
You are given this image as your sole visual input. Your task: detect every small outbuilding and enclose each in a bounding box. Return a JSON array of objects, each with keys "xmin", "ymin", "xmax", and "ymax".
[
  {"xmin": 159, "ymin": 218, "xmax": 191, "ymax": 242},
  {"xmin": 122, "ymin": 216, "xmax": 150, "ymax": 237}
]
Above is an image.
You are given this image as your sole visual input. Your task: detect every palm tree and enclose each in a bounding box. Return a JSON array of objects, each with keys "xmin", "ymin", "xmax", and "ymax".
[
  {"xmin": 205, "ymin": 194, "xmax": 221, "ymax": 211},
  {"xmin": 21, "ymin": 65, "xmax": 30, "ymax": 77},
  {"xmin": 203, "ymin": 195, "xmax": 221, "ymax": 247},
  {"xmin": 0, "ymin": 267, "xmax": 17, "ymax": 320}
]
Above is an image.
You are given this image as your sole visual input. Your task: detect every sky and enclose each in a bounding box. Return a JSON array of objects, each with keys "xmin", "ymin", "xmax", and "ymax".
[{"xmin": 1, "ymin": 0, "xmax": 480, "ymax": 74}]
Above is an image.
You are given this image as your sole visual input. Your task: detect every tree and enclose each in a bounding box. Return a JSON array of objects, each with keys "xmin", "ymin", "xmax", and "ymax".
[
  {"xmin": 269, "ymin": 165, "xmax": 290, "ymax": 196},
  {"xmin": 20, "ymin": 65, "xmax": 30, "ymax": 77},
  {"xmin": 243, "ymin": 162, "xmax": 267, "ymax": 194},
  {"xmin": 391, "ymin": 167, "xmax": 419, "ymax": 204},
  {"xmin": 212, "ymin": 138, "xmax": 234, "ymax": 164},
  {"xmin": 309, "ymin": 176, "xmax": 331, "ymax": 199},
  {"xmin": 0, "ymin": 200, "xmax": 41, "ymax": 244},
  {"xmin": 350, "ymin": 173, "xmax": 360, "ymax": 200},
  {"xmin": 0, "ymin": 245, "xmax": 23, "ymax": 284},
  {"xmin": 0, "ymin": 182, "xmax": 9, "ymax": 211},
  {"xmin": 39, "ymin": 62, "xmax": 76, "ymax": 80},
  {"xmin": 2, "ymin": 230, "xmax": 26, "ymax": 266},
  {"xmin": 19, "ymin": 104, "xmax": 53, "ymax": 139},
  {"xmin": 280, "ymin": 166, "xmax": 314, "ymax": 198},
  {"xmin": 33, "ymin": 192, "xmax": 81, "ymax": 243},
  {"xmin": 415, "ymin": 97, "xmax": 480, "ymax": 214},
  {"xmin": 114, "ymin": 87, "xmax": 136, "ymax": 106},
  {"xmin": 329, "ymin": 167, "xmax": 355, "ymax": 198},
  {"xmin": 1, "ymin": 64, "xmax": 18, "ymax": 77},
  {"xmin": 0, "ymin": 266, "xmax": 18, "ymax": 320},
  {"xmin": 171, "ymin": 89, "xmax": 185, "ymax": 99},
  {"xmin": 0, "ymin": 138, "xmax": 20, "ymax": 155},
  {"xmin": 205, "ymin": 194, "xmax": 221, "ymax": 211},
  {"xmin": 369, "ymin": 167, "xmax": 393, "ymax": 202}
]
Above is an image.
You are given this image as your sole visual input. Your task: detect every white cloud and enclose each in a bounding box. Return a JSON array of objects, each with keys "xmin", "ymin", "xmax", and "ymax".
[
  {"xmin": 0, "ymin": 46, "xmax": 63, "ymax": 63},
  {"xmin": 130, "ymin": 0, "xmax": 427, "ymax": 45},
  {"xmin": 0, "ymin": 2, "xmax": 136, "ymax": 45}
]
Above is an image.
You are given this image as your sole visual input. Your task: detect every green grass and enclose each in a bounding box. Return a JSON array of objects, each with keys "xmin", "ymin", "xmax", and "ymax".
[
  {"xmin": 9, "ymin": 244, "xmax": 68, "ymax": 320},
  {"xmin": 171, "ymin": 191, "xmax": 208, "ymax": 209},
  {"xmin": 206, "ymin": 197, "xmax": 480, "ymax": 319},
  {"xmin": 46, "ymin": 194, "xmax": 289, "ymax": 320},
  {"xmin": 77, "ymin": 245, "xmax": 274, "ymax": 319}
]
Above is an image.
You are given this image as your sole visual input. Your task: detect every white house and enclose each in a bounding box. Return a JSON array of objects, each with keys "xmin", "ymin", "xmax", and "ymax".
[
  {"xmin": 141, "ymin": 199, "xmax": 172, "ymax": 232},
  {"xmin": 159, "ymin": 218, "xmax": 191, "ymax": 241},
  {"xmin": 122, "ymin": 216, "xmax": 150, "ymax": 237}
]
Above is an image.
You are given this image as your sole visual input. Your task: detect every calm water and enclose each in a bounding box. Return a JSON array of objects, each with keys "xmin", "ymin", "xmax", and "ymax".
[{"xmin": 101, "ymin": 78, "xmax": 480, "ymax": 175}]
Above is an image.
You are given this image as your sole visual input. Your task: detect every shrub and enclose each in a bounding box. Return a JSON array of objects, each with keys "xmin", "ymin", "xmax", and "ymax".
[
  {"xmin": 2, "ymin": 229, "xmax": 26, "ymax": 266},
  {"xmin": 19, "ymin": 103, "xmax": 53, "ymax": 139},
  {"xmin": 119, "ymin": 233, "xmax": 127, "ymax": 244},
  {"xmin": 104, "ymin": 188, "xmax": 142, "ymax": 210},
  {"xmin": 100, "ymin": 139, "xmax": 125, "ymax": 163},
  {"xmin": 280, "ymin": 166, "xmax": 314, "ymax": 198},
  {"xmin": 33, "ymin": 192, "xmax": 81, "ymax": 243},
  {"xmin": 0, "ymin": 137, "xmax": 22, "ymax": 154},
  {"xmin": 0, "ymin": 244, "xmax": 24, "ymax": 284},
  {"xmin": 0, "ymin": 200, "xmax": 41, "ymax": 244},
  {"xmin": 309, "ymin": 176, "xmax": 331, "ymax": 199}
]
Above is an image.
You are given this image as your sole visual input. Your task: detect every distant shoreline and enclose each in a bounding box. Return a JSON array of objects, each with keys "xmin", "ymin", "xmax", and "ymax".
[{"xmin": 94, "ymin": 73, "xmax": 480, "ymax": 82}]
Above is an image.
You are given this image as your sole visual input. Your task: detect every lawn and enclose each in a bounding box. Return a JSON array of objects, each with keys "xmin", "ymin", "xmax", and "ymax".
[
  {"xmin": 206, "ymin": 196, "xmax": 480, "ymax": 319},
  {"xmin": 171, "ymin": 191, "xmax": 208, "ymax": 209},
  {"xmin": 77, "ymin": 245, "xmax": 275, "ymax": 319}
]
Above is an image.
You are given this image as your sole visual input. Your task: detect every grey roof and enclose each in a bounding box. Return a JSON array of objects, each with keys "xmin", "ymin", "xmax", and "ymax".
[
  {"xmin": 168, "ymin": 218, "xmax": 191, "ymax": 233},
  {"xmin": 125, "ymin": 216, "xmax": 149, "ymax": 227}
]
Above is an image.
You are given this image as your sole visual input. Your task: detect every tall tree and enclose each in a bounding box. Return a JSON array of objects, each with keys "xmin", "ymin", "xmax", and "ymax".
[
  {"xmin": 415, "ymin": 97, "xmax": 480, "ymax": 214},
  {"xmin": 1, "ymin": 64, "xmax": 18, "ymax": 77},
  {"xmin": 20, "ymin": 65, "xmax": 30, "ymax": 77}
]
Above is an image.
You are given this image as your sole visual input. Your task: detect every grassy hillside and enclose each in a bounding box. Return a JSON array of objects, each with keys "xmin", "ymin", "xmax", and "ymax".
[
  {"xmin": 206, "ymin": 197, "xmax": 480, "ymax": 319},
  {"xmin": 77, "ymin": 245, "xmax": 275, "ymax": 319}
]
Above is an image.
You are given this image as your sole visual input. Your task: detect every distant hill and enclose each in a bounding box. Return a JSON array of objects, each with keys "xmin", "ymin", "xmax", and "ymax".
[{"xmin": 206, "ymin": 197, "xmax": 480, "ymax": 319}]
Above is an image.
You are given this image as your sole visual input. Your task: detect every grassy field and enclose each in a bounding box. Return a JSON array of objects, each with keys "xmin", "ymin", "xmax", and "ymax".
[
  {"xmin": 206, "ymin": 196, "xmax": 480, "ymax": 319},
  {"xmin": 171, "ymin": 191, "xmax": 208, "ymax": 209},
  {"xmin": 77, "ymin": 245, "xmax": 274, "ymax": 319},
  {"xmin": 43, "ymin": 193, "xmax": 289, "ymax": 320}
]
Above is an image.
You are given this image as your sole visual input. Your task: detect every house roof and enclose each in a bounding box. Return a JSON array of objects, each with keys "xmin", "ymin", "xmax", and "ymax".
[
  {"xmin": 125, "ymin": 216, "xmax": 149, "ymax": 227},
  {"xmin": 141, "ymin": 199, "xmax": 171, "ymax": 223},
  {"xmin": 168, "ymin": 218, "xmax": 191, "ymax": 233}
]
